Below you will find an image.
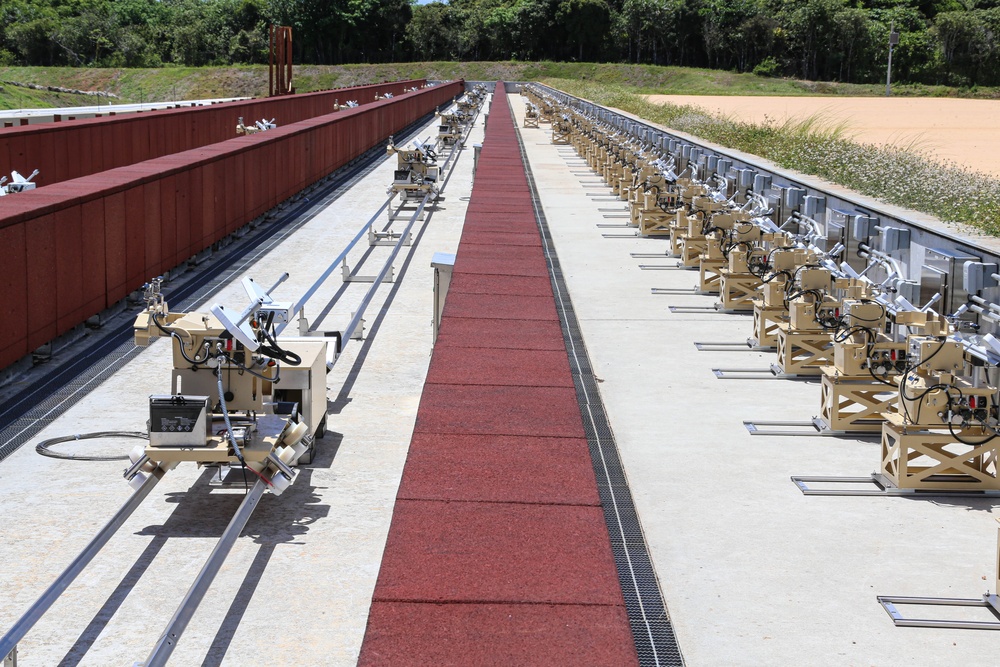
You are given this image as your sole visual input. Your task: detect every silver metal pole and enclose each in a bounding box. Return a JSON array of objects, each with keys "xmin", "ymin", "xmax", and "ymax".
[
  {"xmin": 886, "ymin": 22, "xmax": 898, "ymax": 97},
  {"xmin": 338, "ymin": 102, "xmax": 477, "ymax": 344},
  {"xmin": 142, "ymin": 478, "xmax": 266, "ymax": 667},
  {"xmin": 0, "ymin": 468, "xmax": 165, "ymax": 660},
  {"xmin": 437, "ymin": 135, "xmax": 463, "ymax": 172},
  {"xmin": 277, "ymin": 195, "xmax": 395, "ymax": 335},
  {"xmin": 343, "ymin": 195, "xmax": 430, "ymax": 343},
  {"xmin": 885, "ymin": 46, "xmax": 893, "ymax": 96},
  {"xmin": 264, "ymin": 272, "xmax": 289, "ymax": 296}
]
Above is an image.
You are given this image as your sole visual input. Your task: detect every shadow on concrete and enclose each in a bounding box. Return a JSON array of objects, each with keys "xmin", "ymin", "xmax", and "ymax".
[
  {"xmin": 903, "ymin": 494, "xmax": 1000, "ymax": 512},
  {"xmin": 57, "ymin": 433, "xmax": 342, "ymax": 666},
  {"xmin": 200, "ymin": 433, "xmax": 341, "ymax": 666}
]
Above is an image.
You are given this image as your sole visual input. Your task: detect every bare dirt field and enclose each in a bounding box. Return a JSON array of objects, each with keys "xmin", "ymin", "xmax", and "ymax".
[{"xmin": 647, "ymin": 95, "xmax": 1000, "ymax": 177}]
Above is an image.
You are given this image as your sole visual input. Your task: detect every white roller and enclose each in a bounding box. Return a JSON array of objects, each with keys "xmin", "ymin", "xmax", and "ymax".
[
  {"xmin": 277, "ymin": 445, "xmax": 295, "ymax": 465},
  {"xmin": 282, "ymin": 422, "xmax": 309, "ymax": 448},
  {"xmin": 269, "ymin": 471, "xmax": 291, "ymax": 496},
  {"xmin": 128, "ymin": 471, "xmax": 148, "ymax": 491},
  {"xmin": 128, "ymin": 444, "xmax": 146, "ymax": 464}
]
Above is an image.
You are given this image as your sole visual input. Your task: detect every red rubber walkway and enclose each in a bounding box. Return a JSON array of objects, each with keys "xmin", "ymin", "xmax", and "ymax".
[{"xmin": 358, "ymin": 83, "xmax": 638, "ymax": 665}]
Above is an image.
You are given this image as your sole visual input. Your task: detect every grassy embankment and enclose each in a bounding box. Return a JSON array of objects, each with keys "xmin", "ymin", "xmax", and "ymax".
[
  {"xmin": 1, "ymin": 61, "xmax": 997, "ymax": 233},
  {"xmin": 1, "ymin": 61, "xmax": 998, "ymax": 109}
]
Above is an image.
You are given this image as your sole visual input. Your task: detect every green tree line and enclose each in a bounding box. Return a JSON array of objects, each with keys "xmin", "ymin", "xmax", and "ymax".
[{"xmin": 2, "ymin": 0, "xmax": 1000, "ymax": 86}]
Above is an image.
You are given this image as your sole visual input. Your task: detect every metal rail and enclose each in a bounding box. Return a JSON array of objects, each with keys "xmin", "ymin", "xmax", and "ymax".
[
  {"xmin": 139, "ymin": 98, "xmax": 477, "ymax": 659},
  {"xmin": 141, "ymin": 107, "xmax": 469, "ymax": 660},
  {"xmin": 0, "ymin": 467, "xmax": 166, "ymax": 661},
  {"xmin": 0, "ymin": 91, "xmax": 486, "ymax": 665},
  {"xmin": 142, "ymin": 478, "xmax": 267, "ymax": 666},
  {"xmin": 276, "ymin": 97, "xmax": 472, "ymax": 341},
  {"xmin": 440, "ymin": 100, "xmax": 482, "ymax": 172},
  {"xmin": 0, "ymin": 105, "xmax": 443, "ymax": 456},
  {"xmin": 277, "ymin": 194, "xmax": 395, "ymax": 336},
  {"xmin": 344, "ymin": 194, "xmax": 431, "ymax": 343}
]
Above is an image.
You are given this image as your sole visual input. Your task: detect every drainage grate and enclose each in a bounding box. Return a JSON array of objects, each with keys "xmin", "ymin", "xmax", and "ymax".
[
  {"xmin": 515, "ymin": 123, "xmax": 684, "ymax": 666},
  {"xmin": 0, "ymin": 113, "xmax": 440, "ymax": 465}
]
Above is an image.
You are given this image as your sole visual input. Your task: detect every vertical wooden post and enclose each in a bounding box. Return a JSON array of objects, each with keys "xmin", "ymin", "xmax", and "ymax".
[
  {"xmin": 268, "ymin": 24, "xmax": 275, "ymax": 97},
  {"xmin": 269, "ymin": 25, "xmax": 294, "ymax": 97}
]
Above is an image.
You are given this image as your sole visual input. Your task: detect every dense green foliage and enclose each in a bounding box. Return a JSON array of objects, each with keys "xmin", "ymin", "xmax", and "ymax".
[
  {"xmin": 0, "ymin": 0, "xmax": 412, "ymax": 67},
  {"xmin": 3, "ymin": 0, "xmax": 1000, "ymax": 86}
]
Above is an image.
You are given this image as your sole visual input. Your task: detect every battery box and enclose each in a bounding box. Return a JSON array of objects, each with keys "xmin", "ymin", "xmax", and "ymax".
[{"xmin": 149, "ymin": 395, "xmax": 210, "ymax": 447}]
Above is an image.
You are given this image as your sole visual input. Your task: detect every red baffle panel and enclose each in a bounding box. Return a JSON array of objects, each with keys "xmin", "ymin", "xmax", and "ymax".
[
  {"xmin": 0, "ymin": 82, "xmax": 462, "ymax": 369},
  {"xmin": 0, "ymin": 80, "xmax": 429, "ymax": 189}
]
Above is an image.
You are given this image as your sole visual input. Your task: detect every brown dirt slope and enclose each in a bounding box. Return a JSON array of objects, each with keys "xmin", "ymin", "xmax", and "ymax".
[{"xmin": 647, "ymin": 94, "xmax": 1000, "ymax": 178}]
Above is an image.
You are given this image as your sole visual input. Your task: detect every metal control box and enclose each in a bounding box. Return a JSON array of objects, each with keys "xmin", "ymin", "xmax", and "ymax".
[
  {"xmin": 761, "ymin": 281, "xmax": 786, "ymax": 308},
  {"xmin": 834, "ymin": 342, "xmax": 869, "ymax": 376},
  {"xmin": 920, "ymin": 247, "xmax": 979, "ymax": 320},
  {"xmin": 842, "ymin": 300, "xmax": 884, "ymax": 329},
  {"xmin": 907, "ymin": 337, "xmax": 965, "ymax": 373},
  {"xmin": 799, "ymin": 268, "xmax": 831, "ymax": 291},
  {"xmin": 148, "ymin": 395, "xmax": 210, "ymax": 447},
  {"xmin": 771, "ymin": 249, "xmax": 802, "ymax": 272},
  {"xmin": 899, "ymin": 375, "xmax": 994, "ymax": 427},
  {"xmin": 790, "ymin": 301, "xmax": 821, "ymax": 331}
]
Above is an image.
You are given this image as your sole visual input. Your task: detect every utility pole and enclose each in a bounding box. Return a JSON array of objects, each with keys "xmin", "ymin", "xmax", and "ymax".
[{"xmin": 886, "ymin": 21, "xmax": 899, "ymax": 96}]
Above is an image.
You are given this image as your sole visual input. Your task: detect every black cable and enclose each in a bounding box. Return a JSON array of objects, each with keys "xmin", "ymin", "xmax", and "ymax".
[
  {"xmin": 814, "ymin": 305, "xmax": 843, "ymax": 331},
  {"xmin": 222, "ymin": 354, "xmax": 275, "ymax": 382},
  {"xmin": 896, "ymin": 339, "xmax": 957, "ymax": 425},
  {"xmin": 899, "ymin": 380, "xmax": 951, "ymax": 425},
  {"xmin": 151, "ymin": 312, "xmax": 212, "ymax": 367},
  {"xmin": 899, "ymin": 338, "xmax": 948, "ymax": 380},
  {"xmin": 833, "ymin": 325, "xmax": 874, "ymax": 344},
  {"xmin": 258, "ymin": 327, "xmax": 302, "ymax": 366},
  {"xmin": 783, "ymin": 287, "xmax": 823, "ymax": 313},
  {"xmin": 36, "ymin": 431, "xmax": 145, "ymax": 461},
  {"xmin": 867, "ymin": 363, "xmax": 898, "ymax": 387},
  {"xmin": 947, "ymin": 419, "xmax": 997, "ymax": 446},
  {"xmin": 753, "ymin": 245, "xmax": 791, "ymax": 281},
  {"xmin": 940, "ymin": 382, "xmax": 1000, "ymax": 445}
]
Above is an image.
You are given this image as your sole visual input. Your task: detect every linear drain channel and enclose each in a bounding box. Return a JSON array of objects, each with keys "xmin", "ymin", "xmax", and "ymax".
[{"xmin": 517, "ymin": 127, "xmax": 684, "ymax": 666}]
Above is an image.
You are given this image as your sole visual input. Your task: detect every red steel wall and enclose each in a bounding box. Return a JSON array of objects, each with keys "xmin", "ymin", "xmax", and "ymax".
[
  {"xmin": 0, "ymin": 81, "xmax": 463, "ymax": 370},
  {"xmin": 0, "ymin": 80, "xmax": 429, "ymax": 188}
]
